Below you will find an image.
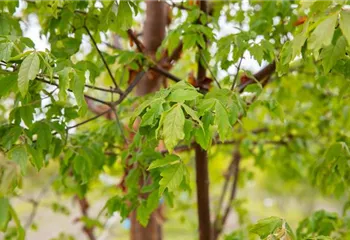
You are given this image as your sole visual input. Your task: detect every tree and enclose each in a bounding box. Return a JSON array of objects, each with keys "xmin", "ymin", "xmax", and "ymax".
[{"xmin": 1, "ymin": 0, "xmax": 350, "ymax": 240}]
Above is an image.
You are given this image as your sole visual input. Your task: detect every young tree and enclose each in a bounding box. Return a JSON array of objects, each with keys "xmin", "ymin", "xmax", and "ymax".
[{"xmin": 1, "ymin": 1, "xmax": 350, "ymax": 240}]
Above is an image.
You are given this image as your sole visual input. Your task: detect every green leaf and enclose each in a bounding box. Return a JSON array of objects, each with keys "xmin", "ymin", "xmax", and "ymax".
[
  {"xmin": 9, "ymin": 146, "xmax": 28, "ymax": 175},
  {"xmin": 159, "ymin": 162, "xmax": 184, "ymax": 195},
  {"xmin": 71, "ymin": 70, "xmax": 87, "ymax": 115},
  {"xmin": 36, "ymin": 122, "xmax": 52, "ymax": 150},
  {"xmin": 57, "ymin": 67, "xmax": 71, "ymax": 103},
  {"xmin": 308, "ymin": 14, "xmax": 338, "ymax": 58},
  {"xmin": 115, "ymin": 1, "xmax": 133, "ymax": 31},
  {"xmin": 249, "ymin": 216, "xmax": 283, "ymax": 239},
  {"xmin": 0, "ymin": 197, "xmax": 10, "ymax": 231},
  {"xmin": 0, "ymin": 41, "xmax": 14, "ymax": 61},
  {"xmin": 0, "ymin": 74, "xmax": 17, "ymax": 97},
  {"xmin": 20, "ymin": 105, "xmax": 34, "ymax": 127},
  {"xmin": 249, "ymin": 44, "xmax": 264, "ymax": 65},
  {"xmin": 181, "ymin": 104, "xmax": 203, "ymax": 127},
  {"xmin": 168, "ymin": 88, "xmax": 202, "ymax": 102},
  {"xmin": 26, "ymin": 145, "xmax": 44, "ymax": 171},
  {"xmin": 18, "ymin": 52, "xmax": 40, "ymax": 96},
  {"xmin": 215, "ymin": 100, "xmax": 232, "ymax": 141},
  {"xmin": 320, "ymin": 36, "xmax": 347, "ymax": 73},
  {"xmin": 162, "ymin": 104, "xmax": 185, "ymax": 152},
  {"xmin": 148, "ymin": 154, "xmax": 180, "ymax": 170},
  {"xmin": 292, "ymin": 21, "xmax": 309, "ymax": 59},
  {"xmin": 137, "ymin": 191, "xmax": 159, "ymax": 226},
  {"xmin": 195, "ymin": 112, "xmax": 213, "ymax": 150},
  {"xmin": 340, "ymin": 10, "xmax": 350, "ymax": 45}
]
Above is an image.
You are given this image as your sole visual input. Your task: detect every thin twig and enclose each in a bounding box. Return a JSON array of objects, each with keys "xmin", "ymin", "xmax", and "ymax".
[
  {"xmin": 67, "ymin": 71, "xmax": 146, "ymax": 130},
  {"xmin": 200, "ymin": 52, "xmax": 222, "ymax": 89},
  {"xmin": 213, "ymin": 149, "xmax": 241, "ymax": 240},
  {"xmin": 67, "ymin": 109, "xmax": 112, "ymax": 130},
  {"xmin": 126, "ymin": 29, "xmax": 182, "ymax": 83},
  {"xmin": 111, "ymin": 108, "xmax": 129, "ymax": 144},
  {"xmin": 24, "ymin": 175, "xmax": 57, "ymax": 230},
  {"xmin": 231, "ymin": 57, "xmax": 243, "ymax": 91},
  {"xmin": 150, "ymin": 66, "xmax": 181, "ymax": 82},
  {"xmin": 1, "ymin": 63, "xmax": 122, "ymax": 94},
  {"xmin": 84, "ymin": 26, "xmax": 122, "ymax": 93},
  {"xmin": 36, "ymin": 77, "xmax": 112, "ymax": 107}
]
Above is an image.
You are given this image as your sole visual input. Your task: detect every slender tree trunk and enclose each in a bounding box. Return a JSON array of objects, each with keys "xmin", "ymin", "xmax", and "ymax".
[
  {"xmin": 130, "ymin": 1, "xmax": 167, "ymax": 240},
  {"xmin": 195, "ymin": 1, "xmax": 212, "ymax": 240}
]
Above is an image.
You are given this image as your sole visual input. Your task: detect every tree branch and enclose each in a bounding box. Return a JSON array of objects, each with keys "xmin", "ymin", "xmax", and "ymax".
[
  {"xmin": 238, "ymin": 62, "xmax": 276, "ymax": 93},
  {"xmin": 84, "ymin": 26, "xmax": 122, "ymax": 93},
  {"xmin": 231, "ymin": 57, "xmax": 243, "ymax": 91},
  {"xmin": 127, "ymin": 29, "xmax": 145, "ymax": 52},
  {"xmin": 35, "ymin": 77, "xmax": 112, "ymax": 106},
  {"xmin": 67, "ymin": 71, "xmax": 146, "ymax": 130},
  {"xmin": 24, "ymin": 175, "xmax": 57, "ymax": 230},
  {"xmin": 0, "ymin": 61, "xmax": 122, "ymax": 95},
  {"xmin": 213, "ymin": 149, "xmax": 241, "ymax": 240},
  {"xmin": 126, "ymin": 29, "xmax": 183, "ymax": 83}
]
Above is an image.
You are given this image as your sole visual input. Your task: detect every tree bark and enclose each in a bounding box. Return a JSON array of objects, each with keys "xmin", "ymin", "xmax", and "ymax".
[
  {"xmin": 130, "ymin": 1, "xmax": 168, "ymax": 240},
  {"xmin": 195, "ymin": 1, "xmax": 212, "ymax": 240}
]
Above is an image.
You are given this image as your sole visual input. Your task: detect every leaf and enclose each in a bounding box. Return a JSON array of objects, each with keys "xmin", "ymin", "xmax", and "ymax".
[
  {"xmin": 167, "ymin": 88, "xmax": 202, "ymax": 102},
  {"xmin": 292, "ymin": 21, "xmax": 309, "ymax": 59},
  {"xmin": 0, "ymin": 74, "xmax": 17, "ymax": 97},
  {"xmin": 0, "ymin": 197, "xmax": 10, "ymax": 231},
  {"xmin": 20, "ymin": 105, "xmax": 34, "ymax": 127},
  {"xmin": 115, "ymin": 1, "xmax": 133, "ymax": 31},
  {"xmin": 249, "ymin": 44, "xmax": 264, "ymax": 65},
  {"xmin": 195, "ymin": 112, "xmax": 213, "ymax": 150},
  {"xmin": 137, "ymin": 191, "xmax": 159, "ymax": 226},
  {"xmin": 181, "ymin": 104, "xmax": 203, "ymax": 127},
  {"xmin": 249, "ymin": 216, "xmax": 283, "ymax": 239},
  {"xmin": 340, "ymin": 10, "xmax": 350, "ymax": 45},
  {"xmin": 9, "ymin": 146, "xmax": 28, "ymax": 175},
  {"xmin": 36, "ymin": 122, "xmax": 52, "ymax": 150},
  {"xmin": 0, "ymin": 41, "xmax": 14, "ymax": 61},
  {"xmin": 18, "ymin": 52, "xmax": 40, "ymax": 96},
  {"xmin": 148, "ymin": 154, "xmax": 180, "ymax": 170},
  {"xmin": 320, "ymin": 36, "xmax": 347, "ymax": 73},
  {"xmin": 57, "ymin": 67, "xmax": 71, "ymax": 103},
  {"xmin": 162, "ymin": 104, "xmax": 185, "ymax": 152},
  {"xmin": 71, "ymin": 71, "xmax": 87, "ymax": 115},
  {"xmin": 140, "ymin": 102, "xmax": 163, "ymax": 127},
  {"xmin": 215, "ymin": 100, "xmax": 232, "ymax": 141},
  {"xmin": 308, "ymin": 14, "xmax": 338, "ymax": 58},
  {"xmin": 159, "ymin": 162, "xmax": 184, "ymax": 195},
  {"xmin": 26, "ymin": 145, "xmax": 44, "ymax": 171}
]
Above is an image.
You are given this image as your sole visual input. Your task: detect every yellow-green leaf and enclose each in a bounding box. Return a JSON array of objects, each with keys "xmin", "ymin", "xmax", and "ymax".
[{"xmin": 18, "ymin": 52, "xmax": 40, "ymax": 96}]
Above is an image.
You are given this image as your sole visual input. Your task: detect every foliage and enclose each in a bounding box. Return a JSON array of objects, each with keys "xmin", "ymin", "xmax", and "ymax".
[{"xmin": 0, "ymin": 0, "xmax": 350, "ymax": 239}]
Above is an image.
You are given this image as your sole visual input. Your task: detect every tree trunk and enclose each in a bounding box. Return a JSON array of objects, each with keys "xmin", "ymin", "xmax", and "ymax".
[
  {"xmin": 130, "ymin": 1, "xmax": 168, "ymax": 240},
  {"xmin": 195, "ymin": 1, "xmax": 212, "ymax": 240}
]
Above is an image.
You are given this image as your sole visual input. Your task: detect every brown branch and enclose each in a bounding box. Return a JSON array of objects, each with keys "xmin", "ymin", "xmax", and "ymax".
[
  {"xmin": 67, "ymin": 71, "xmax": 146, "ymax": 130},
  {"xmin": 213, "ymin": 149, "xmax": 241, "ymax": 240},
  {"xmin": 238, "ymin": 61, "xmax": 276, "ymax": 93},
  {"xmin": 126, "ymin": 29, "xmax": 183, "ymax": 83},
  {"xmin": 76, "ymin": 197, "xmax": 96, "ymax": 240},
  {"xmin": 195, "ymin": 2, "xmax": 212, "ymax": 240},
  {"xmin": 149, "ymin": 66, "xmax": 181, "ymax": 82},
  {"xmin": 127, "ymin": 29, "xmax": 145, "ymax": 53},
  {"xmin": 84, "ymin": 26, "xmax": 122, "ymax": 93}
]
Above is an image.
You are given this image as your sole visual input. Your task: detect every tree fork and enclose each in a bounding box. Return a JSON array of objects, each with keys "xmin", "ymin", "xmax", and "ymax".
[{"xmin": 195, "ymin": 1, "xmax": 213, "ymax": 240}]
